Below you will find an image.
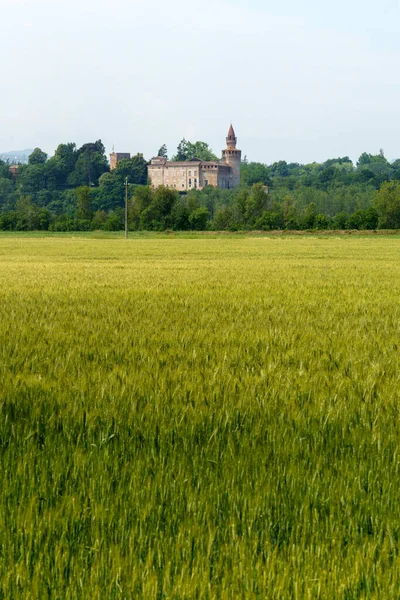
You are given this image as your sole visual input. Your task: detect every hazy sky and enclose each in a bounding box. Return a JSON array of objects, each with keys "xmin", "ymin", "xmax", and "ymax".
[{"xmin": 2, "ymin": 0, "xmax": 400, "ymax": 164}]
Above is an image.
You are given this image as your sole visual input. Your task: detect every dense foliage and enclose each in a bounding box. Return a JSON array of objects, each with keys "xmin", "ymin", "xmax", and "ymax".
[{"xmin": 2, "ymin": 142, "xmax": 400, "ymax": 230}]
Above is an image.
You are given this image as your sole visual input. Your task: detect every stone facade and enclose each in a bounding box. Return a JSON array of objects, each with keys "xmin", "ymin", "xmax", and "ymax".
[
  {"xmin": 110, "ymin": 152, "xmax": 131, "ymax": 170},
  {"xmin": 148, "ymin": 125, "xmax": 241, "ymax": 191}
]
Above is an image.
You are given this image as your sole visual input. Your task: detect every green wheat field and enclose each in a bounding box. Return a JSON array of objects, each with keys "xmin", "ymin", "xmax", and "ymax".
[{"xmin": 1, "ymin": 234, "xmax": 400, "ymax": 599}]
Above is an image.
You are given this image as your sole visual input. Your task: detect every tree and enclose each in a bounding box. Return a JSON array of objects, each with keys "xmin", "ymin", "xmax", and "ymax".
[
  {"xmin": 185, "ymin": 141, "xmax": 218, "ymax": 162},
  {"xmin": 281, "ymin": 195, "xmax": 297, "ymax": 229},
  {"xmin": 140, "ymin": 186, "xmax": 178, "ymax": 230},
  {"xmin": 68, "ymin": 140, "xmax": 108, "ymax": 186},
  {"xmin": 374, "ymin": 181, "xmax": 400, "ymax": 229},
  {"xmin": 45, "ymin": 143, "xmax": 78, "ymax": 187},
  {"xmin": 171, "ymin": 139, "xmax": 218, "ymax": 162},
  {"xmin": 232, "ymin": 188, "xmax": 250, "ymax": 228},
  {"xmin": 28, "ymin": 148, "xmax": 48, "ymax": 165},
  {"xmin": 241, "ymin": 162, "xmax": 271, "ymax": 186},
  {"xmin": 103, "ymin": 211, "xmax": 122, "ymax": 231},
  {"xmin": 54, "ymin": 142, "xmax": 77, "ymax": 174},
  {"xmin": 75, "ymin": 186, "xmax": 92, "ymax": 220},
  {"xmin": 173, "ymin": 138, "xmax": 189, "ymax": 161},
  {"xmin": 0, "ymin": 159, "xmax": 12, "ymax": 180},
  {"xmin": 245, "ymin": 183, "xmax": 269, "ymax": 225},
  {"xmin": 157, "ymin": 144, "xmax": 168, "ymax": 159},
  {"xmin": 0, "ymin": 178, "xmax": 14, "ymax": 209},
  {"xmin": 115, "ymin": 154, "xmax": 148, "ymax": 185},
  {"xmin": 357, "ymin": 153, "xmax": 373, "ymax": 167},
  {"xmin": 189, "ymin": 207, "xmax": 209, "ymax": 230},
  {"xmin": 301, "ymin": 202, "xmax": 317, "ymax": 229},
  {"xmin": 92, "ymin": 210, "xmax": 107, "ymax": 230},
  {"xmin": 15, "ymin": 195, "xmax": 41, "ymax": 230},
  {"xmin": 171, "ymin": 197, "xmax": 190, "ymax": 230},
  {"xmin": 270, "ymin": 160, "xmax": 289, "ymax": 177},
  {"xmin": 95, "ymin": 172, "xmax": 124, "ymax": 211},
  {"xmin": 18, "ymin": 164, "xmax": 47, "ymax": 193}
]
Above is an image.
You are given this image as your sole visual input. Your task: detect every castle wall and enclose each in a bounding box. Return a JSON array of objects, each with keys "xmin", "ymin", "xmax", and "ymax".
[
  {"xmin": 149, "ymin": 160, "xmax": 202, "ymax": 191},
  {"xmin": 217, "ymin": 165, "xmax": 232, "ymax": 189},
  {"xmin": 222, "ymin": 149, "xmax": 241, "ymax": 187},
  {"xmin": 200, "ymin": 164, "xmax": 219, "ymax": 188}
]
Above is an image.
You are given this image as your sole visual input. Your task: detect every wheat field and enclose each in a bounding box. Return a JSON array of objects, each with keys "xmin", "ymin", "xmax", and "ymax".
[{"xmin": 1, "ymin": 234, "xmax": 400, "ymax": 599}]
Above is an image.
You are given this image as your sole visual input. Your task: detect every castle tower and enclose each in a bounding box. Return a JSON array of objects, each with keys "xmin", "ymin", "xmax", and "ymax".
[
  {"xmin": 110, "ymin": 152, "xmax": 131, "ymax": 170},
  {"xmin": 222, "ymin": 124, "xmax": 241, "ymax": 187}
]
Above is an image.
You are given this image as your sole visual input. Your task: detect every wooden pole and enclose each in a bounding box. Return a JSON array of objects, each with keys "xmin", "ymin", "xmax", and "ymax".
[{"xmin": 125, "ymin": 177, "xmax": 128, "ymax": 239}]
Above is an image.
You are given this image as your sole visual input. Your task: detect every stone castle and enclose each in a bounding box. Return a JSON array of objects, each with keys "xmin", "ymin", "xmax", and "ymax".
[{"xmin": 148, "ymin": 125, "xmax": 242, "ymax": 191}]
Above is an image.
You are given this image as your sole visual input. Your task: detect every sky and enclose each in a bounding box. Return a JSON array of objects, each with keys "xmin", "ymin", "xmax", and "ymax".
[{"xmin": 2, "ymin": 0, "xmax": 400, "ymax": 164}]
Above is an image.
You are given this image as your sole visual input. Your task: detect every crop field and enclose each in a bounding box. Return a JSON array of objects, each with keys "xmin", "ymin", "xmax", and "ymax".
[{"xmin": 2, "ymin": 234, "xmax": 400, "ymax": 599}]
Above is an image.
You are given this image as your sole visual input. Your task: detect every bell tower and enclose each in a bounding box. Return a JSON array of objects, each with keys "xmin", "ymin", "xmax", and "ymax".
[{"xmin": 222, "ymin": 124, "xmax": 241, "ymax": 187}]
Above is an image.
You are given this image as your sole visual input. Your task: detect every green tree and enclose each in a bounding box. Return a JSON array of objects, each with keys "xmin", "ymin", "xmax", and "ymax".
[
  {"xmin": 186, "ymin": 141, "xmax": 217, "ymax": 161},
  {"xmin": 18, "ymin": 164, "xmax": 47, "ymax": 193},
  {"xmin": 245, "ymin": 183, "xmax": 269, "ymax": 225},
  {"xmin": 281, "ymin": 195, "xmax": 297, "ymax": 229},
  {"xmin": 332, "ymin": 211, "xmax": 348, "ymax": 229},
  {"xmin": 173, "ymin": 139, "xmax": 189, "ymax": 161},
  {"xmin": 0, "ymin": 178, "xmax": 14, "ymax": 209},
  {"xmin": 301, "ymin": 202, "xmax": 317, "ymax": 229},
  {"xmin": 92, "ymin": 210, "xmax": 108, "ymax": 230},
  {"xmin": 75, "ymin": 186, "xmax": 92, "ymax": 220},
  {"xmin": 28, "ymin": 148, "xmax": 48, "ymax": 165},
  {"xmin": 171, "ymin": 197, "xmax": 190, "ymax": 230},
  {"xmin": 15, "ymin": 195, "xmax": 40, "ymax": 230},
  {"xmin": 189, "ymin": 207, "xmax": 209, "ymax": 230},
  {"xmin": 212, "ymin": 206, "xmax": 234, "ymax": 230},
  {"xmin": 157, "ymin": 144, "xmax": 168, "ymax": 159},
  {"xmin": 95, "ymin": 172, "xmax": 124, "ymax": 211},
  {"xmin": 172, "ymin": 139, "xmax": 218, "ymax": 162},
  {"xmin": 270, "ymin": 160, "xmax": 289, "ymax": 177},
  {"xmin": 103, "ymin": 211, "xmax": 122, "ymax": 231},
  {"xmin": 68, "ymin": 140, "xmax": 108, "ymax": 186},
  {"xmin": 0, "ymin": 159, "xmax": 13, "ymax": 180},
  {"xmin": 115, "ymin": 154, "xmax": 148, "ymax": 185},
  {"xmin": 140, "ymin": 186, "xmax": 178, "ymax": 230},
  {"xmin": 374, "ymin": 181, "xmax": 400, "ymax": 228},
  {"xmin": 241, "ymin": 162, "xmax": 271, "ymax": 186},
  {"xmin": 46, "ymin": 143, "xmax": 78, "ymax": 187}
]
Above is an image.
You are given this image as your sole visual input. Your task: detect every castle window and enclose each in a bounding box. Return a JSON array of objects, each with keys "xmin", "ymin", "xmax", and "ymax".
[
  {"xmin": 189, "ymin": 171, "xmax": 192, "ymax": 176},
  {"xmin": 189, "ymin": 179, "xmax": 192, "ymax": 186}
]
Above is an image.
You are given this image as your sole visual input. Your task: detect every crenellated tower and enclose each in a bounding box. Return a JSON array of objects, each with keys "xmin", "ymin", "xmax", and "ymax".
[{"xmin": 221, "ymin": 124, "xmax": 241, "ymax": 187}]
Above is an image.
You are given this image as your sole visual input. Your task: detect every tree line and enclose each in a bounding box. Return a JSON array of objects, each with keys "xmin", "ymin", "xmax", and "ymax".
[{"xmin": 1, "ymin": 140, "xmax": 400, "ymax": 231}]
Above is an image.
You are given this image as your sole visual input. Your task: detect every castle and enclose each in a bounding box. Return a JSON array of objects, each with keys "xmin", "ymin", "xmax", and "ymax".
[{"xmin": 148, "ymin": 125, "xmax": 242, "ymax": 191}]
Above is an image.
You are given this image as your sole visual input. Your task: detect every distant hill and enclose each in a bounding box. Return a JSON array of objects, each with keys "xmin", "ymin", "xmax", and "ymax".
[{"xmin": 0, "ymin": 149, "xmax": 33, "ymax": 164}]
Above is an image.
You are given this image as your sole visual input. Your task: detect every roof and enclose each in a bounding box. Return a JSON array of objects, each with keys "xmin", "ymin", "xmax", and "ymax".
[
  {"xmin": 227, "ymin": 124, "xmax": 236, "ymax": 139},
  {"xmin": 150, "ymin": 160, "xmax": 202, "ymax": 167},
  {"xmin": 149, "ymin": 159, "xmax": 231, "ymax": 169}
]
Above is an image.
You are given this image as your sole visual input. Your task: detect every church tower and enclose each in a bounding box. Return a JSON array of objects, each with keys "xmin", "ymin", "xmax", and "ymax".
[{"xmin": 222, "ymin": 124, "xmax": 241, "ymax": 187}]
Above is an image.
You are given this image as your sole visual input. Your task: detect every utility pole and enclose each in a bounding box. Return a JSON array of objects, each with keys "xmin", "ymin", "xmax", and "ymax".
[{"xmin": 125, "ymin": 177, "xmax": 128, "ymax": 239}]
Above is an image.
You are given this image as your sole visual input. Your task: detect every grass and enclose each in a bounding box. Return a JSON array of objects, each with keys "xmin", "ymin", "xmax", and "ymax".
[{"xmin": 1, "ymin": 235, "xmax": 400, "ymax": 598}]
